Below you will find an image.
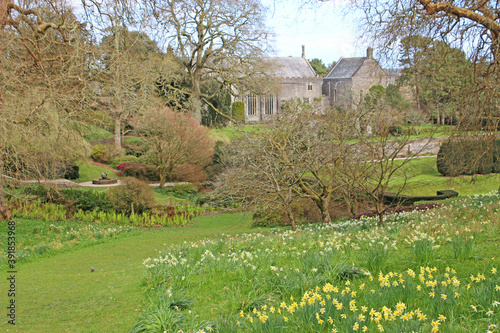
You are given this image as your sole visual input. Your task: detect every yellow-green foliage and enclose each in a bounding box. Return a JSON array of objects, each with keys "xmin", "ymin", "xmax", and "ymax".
[{"xmin": 232, "ymin": 101, "xmax": 245, "ymax": 123}]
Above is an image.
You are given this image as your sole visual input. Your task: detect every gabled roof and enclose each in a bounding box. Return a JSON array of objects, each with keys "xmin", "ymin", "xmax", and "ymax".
[
  {"xmin": 263, "ymin": 57, "xmax": 317, "ymax": 78},
  {"xmin": 325, "ymin": 57, "xmax": 367, "ymax": 79}
]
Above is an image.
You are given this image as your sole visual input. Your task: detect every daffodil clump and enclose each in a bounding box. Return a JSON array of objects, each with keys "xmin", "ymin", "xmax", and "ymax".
[
  {"xmin": 134, "ymin": 192, "xmax": 500, "ymax": 333},
  {"xmin": 236, "ymin": 266, "xmax": 499, "ymax": 332}
]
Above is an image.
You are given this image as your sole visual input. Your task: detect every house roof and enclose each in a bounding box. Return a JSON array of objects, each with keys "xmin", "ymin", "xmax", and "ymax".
[
  {"xmin": 325, "ymin": 57, "xmax": 367, "ymax": 79},
  {"xmin": 263, "ymin": 57, "xmax": 317, "ymax": 78}
]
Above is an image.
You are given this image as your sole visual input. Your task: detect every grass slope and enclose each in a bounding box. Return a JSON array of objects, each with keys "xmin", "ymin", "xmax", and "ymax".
[
  {"xmin": 388, "ymin": 157, "xmax": 500, "ymax": 197},
  {"xmin": 0, "ymin": 213, "xmax": 254, "ymax": 333},
  {"xmin": 134, "ymin": 194, "xmax": 500, "ymax": 332},
  {"xmin": 77, "ymin": 162, "xmax": 119, "ymax": 183}
]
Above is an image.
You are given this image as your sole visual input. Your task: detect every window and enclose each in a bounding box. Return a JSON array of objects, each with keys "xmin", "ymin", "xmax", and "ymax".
[
  {"xmin": 247, "ymin": 95, "xmax": 257, "ymax": 115},
  {"xmin": 308, "ymin": 84, "xmax": 313, "ymax": 91},
  {"xmin": 263, "ymin": 95, "xmax": 275, "ymax": 115}
]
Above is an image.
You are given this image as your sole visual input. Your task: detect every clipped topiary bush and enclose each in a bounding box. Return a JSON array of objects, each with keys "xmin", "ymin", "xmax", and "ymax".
[
  {"xmin": 232, "ymin": 101, "xmax": 245, "ymax": 123},
  {"xmin": 437, "ymin": 137, "xmax": 497, "ymax": 176},
  {"xmin": 108, "ymin": 177, "xmax": 155, "ymax": 214},
  {"xmin": 383, "ymin": 190, "xmax": 458, "ymax": 206}
]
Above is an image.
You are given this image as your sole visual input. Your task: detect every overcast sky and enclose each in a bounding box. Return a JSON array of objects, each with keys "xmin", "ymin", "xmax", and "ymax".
[{"xmin": 262, "ymin": 0, "xmax": 370, "ymax": 65}]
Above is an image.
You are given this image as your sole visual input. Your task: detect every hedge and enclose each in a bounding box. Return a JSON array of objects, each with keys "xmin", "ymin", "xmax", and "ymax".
[
  {"xmin": 437, "ymin": 136, "xmax": 500, "ymax": 176},
  {"xmin": 232, "ymin": 101, "xmax": 245, "ymax": 123},
  {"xmin": 383, "ymin": 190, "xmax": 458, "ymax": 206}
]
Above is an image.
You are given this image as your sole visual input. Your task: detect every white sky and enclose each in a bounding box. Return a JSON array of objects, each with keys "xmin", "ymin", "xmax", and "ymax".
[{"xmin": 262, "ymin": 0, "xmax": 369, "ymax": 65}]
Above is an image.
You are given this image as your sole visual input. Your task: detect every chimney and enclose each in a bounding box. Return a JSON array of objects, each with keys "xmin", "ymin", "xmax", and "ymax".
[
  {"xmin": 302, "ymin": 45, "xmax": 305, "ymax": 58},
  {"xmin": 367, "ymin": 47, "xmax": 373, "ymax": 59}
]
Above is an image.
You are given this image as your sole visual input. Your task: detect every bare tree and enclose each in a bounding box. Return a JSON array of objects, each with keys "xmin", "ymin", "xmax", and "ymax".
[
  {"xmin": 0, "ymin": 0, "xmax": 91, "ymax": 220},
  {"xmin": 146, "ymin": 0, "xmax": 273, "ymax": 123},
  {"xmin": 342, "ymin": 100, "xmax": 433, "ymax": 225},
  {"xmin": 217, "ymin": 123, "xmax": 306, "ymax": 230},
  {"xmin": 82, "ymin": 0, "xmax": 165, "ymax": 149},
  {"xmin": 218, "ymin": 100, "xmax": 353, "ymax": 225}
]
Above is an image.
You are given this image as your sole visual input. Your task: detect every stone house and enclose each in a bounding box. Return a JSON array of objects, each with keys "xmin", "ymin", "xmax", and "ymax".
[
  {"xmin": 323, "ymin": 47, "xmax": 393, "ymax": 109},
  {"xmin": 239, "ymin": 47, "xmax": 392, "ymax": 122},
  {"xmin": 240, "ymin": 47, "xmax": 323, "ymax": 122}
]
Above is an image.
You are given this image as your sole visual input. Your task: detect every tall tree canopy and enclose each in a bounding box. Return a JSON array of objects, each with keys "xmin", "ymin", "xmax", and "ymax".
[
  {"xmin": 0, "ymin": 1, "xmax": 91, "ymax": 220},
  {"xmin": 398, "ymin": 36, "xmax": 472, "ymax": 123},
  {"xmin": 147, "ymin": 0, "xmax": 272, "ymax": 123},
  {"xmin": 353, "ymin": 0, "xmax": 500, "ymax": 126}
]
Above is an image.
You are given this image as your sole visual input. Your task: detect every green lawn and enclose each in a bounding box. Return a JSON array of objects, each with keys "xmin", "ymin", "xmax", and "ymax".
[
  {"xmin": 76, "ymin": 161, "xmax": 119, "ymax": 183},
  {"xmin": 388, "ymin": 156, "xmax": 500, "ymax": 196},
  {"xmin": 210, "ymin": 124, "xmax": 266, "ymax": 142},
  {"xmin": 83, "ymin": 125, "xmax": 114, "ymax": 142},
  {"xmin": 132, "ymin": 193, "xmax": 500, "ymax": 332},
  {"xmin": 0, "ymin": 213, "xmax": 254, "ymax": 333}
]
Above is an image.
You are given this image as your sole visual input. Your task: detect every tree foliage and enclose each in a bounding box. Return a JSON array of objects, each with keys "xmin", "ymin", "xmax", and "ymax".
[
  {"xmin": 354, "ymin": 0, "xmax": 500, "ymax": 128},
  {"xmin": 132, "ymin": 109, "xmax": 214, "ymax": 187},
  {"xmin": 0, "ymin": 1, "xmax": 92, "ymax": 220},
  {"xmin": 147, "ymin": 0, "xmax": 272, "ymax": 123},
  {"xmin": 398, "ymin": 36, "xmax": 472, "ymax": 123},
  {"xmin": 308, "ymin": 58, "xmax": 330, "ymax": 77}
]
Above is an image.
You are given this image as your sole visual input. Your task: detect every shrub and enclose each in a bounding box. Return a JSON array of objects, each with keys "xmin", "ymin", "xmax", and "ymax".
[
  {"xmin": 291, "ymin": 199, "xmax": 322, "ymax": 224},
  {"xmin": 60, "ymin": 164, "xmax": 80, "ymax": 180},
  {"xmin": 60, "ymin": 188, "xmax": 112, "ymax": 212},
  {"xmin": 194, "ymin": 192, "xmax": 239, "ymax": 208},
  {"xmin": 111, "ymin": 155, "xmax": 139, "ymax": 169},
  {"xmin": 252, "ymin": 208, "xmax": 284, "ymax": 227},
  {"xmin": 108, "ymin": 177, "xmax": 156, "ymax": 214},
  {"xmin": 388, "ymin": 125, "xmax": 403, "ymax": 136},
  {"xmin": 159, "ymin": 183, "xmax": 198, "ymax": 196},
  {"xmin": 437, "ymin": 137, "xmax": 497, "ymax": 176},
  {"xmin": 121, "ymin": 163, "xmax": 149, "ymax": 180},
  {"xmin": 91, "ymin": 144, "xmax": 106, "ymax": 162},
  {"xmin": 91, "ymin": 144, "xmax": 123, "ymax": 164},
  {"xmin": 232, "ymin": 101, "xmax": 245, "ymax": 123},
  {"xmin": 172, "ymin": 164, "xmax": 207, "ymax": 186}
]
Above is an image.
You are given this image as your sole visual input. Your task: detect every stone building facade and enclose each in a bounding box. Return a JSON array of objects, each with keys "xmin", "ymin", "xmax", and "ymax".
[
  {"xmin": 242, "ymin": 54, "xmax": 322, "ymax": 122},
  {"xmin": 323, "ymin": 47, "xmax": 393, "ymax": 109},
  {"xmin": 240, "ymin": 47, "xmax": 392, "ymax": 122}
]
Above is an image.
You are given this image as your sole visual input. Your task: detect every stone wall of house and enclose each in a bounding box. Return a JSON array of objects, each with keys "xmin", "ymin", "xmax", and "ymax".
[
  {"xmin": 243, "ymin": 77, "xmax": 323, "ymax": 122},
  {"xmin": 351, "ymin": 59, "xmax": 391, "ymax": 107},
  {"xmin": 279, "ymin": 77, "xmax": 323, "ymax": 103},
  {"xmin": 322, "ymin": 78, "xmax": 353, "ymax": 109}
]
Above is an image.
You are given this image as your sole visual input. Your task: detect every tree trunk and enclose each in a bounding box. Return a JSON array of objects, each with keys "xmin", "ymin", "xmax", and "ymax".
[
  {"xmin": 376, "ymin": 202, "xmax": 385, "ymax": 226},
  {"xmin": 312, "ymin": 196, "xmax": 332, "ymax": 224},
  {"xmin": 114, "ymin": 115, "xmax": 121, "ymax": 149},
  {"xmin": 378, "ymin": 212, "xmax": 384, "ymax": 226},
  {"xmin": 321, "ymin": 198, "xmax": 332, "ymax": 224},
  {"xmin": 415, "ymin": 79, "xmax": 421, "ymax": 110},
  {"xmin": 191, "ymin": 75, "xmax": 202, "ymax": 124},
  {"xmin": 285, "ymin": 204, "xmax": 296, "ymax": 231}
]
